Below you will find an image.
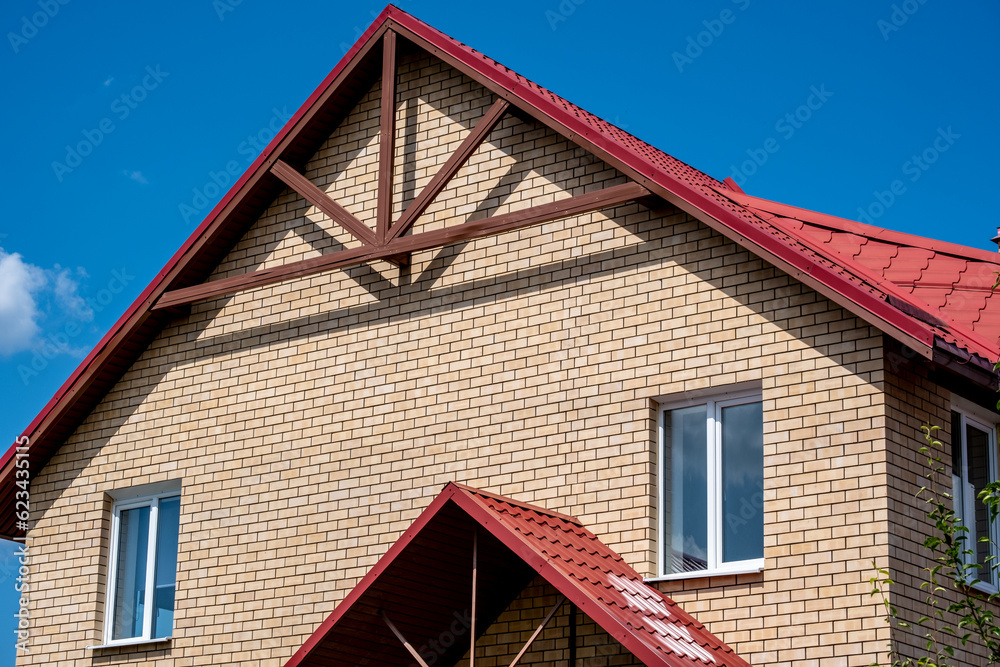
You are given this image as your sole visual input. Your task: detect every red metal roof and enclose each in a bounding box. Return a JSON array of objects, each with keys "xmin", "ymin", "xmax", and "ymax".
[
  {"xmin": 4, "ymin": 4, "xmax": 998, "ymax": 537},
  {"xmin": 285, "ymin": 483, "xmax": 751, "ymax": 667},
  {"xmin": 724, "ymin": 191, "xmax": 1000, "ymax": 370}
]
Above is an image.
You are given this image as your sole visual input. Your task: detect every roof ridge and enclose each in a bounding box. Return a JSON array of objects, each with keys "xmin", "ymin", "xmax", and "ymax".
[{"xmin": 448, "ymin": 482, "xmax": 583, "ymax": 524}]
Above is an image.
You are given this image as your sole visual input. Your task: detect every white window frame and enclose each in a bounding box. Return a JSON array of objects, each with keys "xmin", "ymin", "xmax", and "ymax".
[
  {"xmin": 653, "ymin": 390, "xmax": 765, "ymax": 581},
  {"xmin": 103, "ymin": 490, "xmax": 180, "ymax": 646},
  {"xmin": 951, "ymin": 396, "xmax": 1000, "ymax": 595}
]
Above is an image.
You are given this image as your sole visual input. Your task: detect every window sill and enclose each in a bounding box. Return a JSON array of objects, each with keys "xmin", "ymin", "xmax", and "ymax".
[
  {"xmin": 966, "ymin": 580, "xmax": 998, "ymax": 596},
  {"xmin": 645, "ymin": 562, "xmax": 765, "ymax": 583},
  {"xmin": 86, "ymin": 637, "xmax": 171, "ymax": 651}
]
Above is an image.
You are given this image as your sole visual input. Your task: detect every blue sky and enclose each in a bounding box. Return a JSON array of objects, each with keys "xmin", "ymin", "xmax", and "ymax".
[{"xmin": 0, "ymin": 0, "xmax": 998, "ymax": 662}]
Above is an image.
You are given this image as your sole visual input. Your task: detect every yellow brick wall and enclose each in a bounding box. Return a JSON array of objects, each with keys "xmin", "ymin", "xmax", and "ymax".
[
  {"xmin": 24, "ymin": 51, "xmax": 897, "ymax": 666},
  {"xmin": 879, "ymin": 341, "xmax": 1000, "ymax": 665}
]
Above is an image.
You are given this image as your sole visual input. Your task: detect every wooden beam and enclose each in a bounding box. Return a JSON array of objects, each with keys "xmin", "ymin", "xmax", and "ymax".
[
  {"xmin": 470, "ymin": 528, "xmax": 478, "ymax": 667},
  {"xmin": 569, "ymin": 604, "xmax": 577, "ymax": 667},
  {"xmin": 153, "ymin": 182, "xmax": 650, "ymax": 310},
  {"xmin": 155, "ymin": 246, "xmax": 374, "ymax": 310},
  {"xmin": 386, "ymin": 98, "xmax": 510, "ymax": 244},
  {"xmin": 381, "ymin": 610, "xmax": 431, "ymax": 667},
  {"xmin": 384, "ymin": 182, "xmax": 649, "ymax": 255},
  {"xmin": 508, "ymin": 596, "xmax": 565, "ymax": 667},
  {"xmin": 270, "ymin": 160, "xmax": 376, "ymax": 246},
  {"xmin": 377, "ymin": 30, "xmax": 398, "ymax": 245}
]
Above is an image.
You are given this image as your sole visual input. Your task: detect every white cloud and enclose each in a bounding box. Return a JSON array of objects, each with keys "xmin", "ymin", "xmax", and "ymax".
[
  {"xmin": 0, "ymin": 249, "xmax": 93, "ymax": 358},
  {"xmin": 124, "ymin": 170, "xmax": 148, "ymax": 184},
  {"xmin": 53, "ymin": 266, "xmax": 93, "ymax": 322},
  {"xmin": 0, "ymin": 249, "xmax": 47, "ymax": 356}
]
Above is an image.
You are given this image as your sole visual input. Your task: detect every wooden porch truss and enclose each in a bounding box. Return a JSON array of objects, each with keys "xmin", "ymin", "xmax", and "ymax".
[
  {"xmin": 152, "ymin": 29, "xmax": 652, "ymax": 312},
  {"xmin": 379, "ymin": 526, "xmax": 567, "ymax": 667}
]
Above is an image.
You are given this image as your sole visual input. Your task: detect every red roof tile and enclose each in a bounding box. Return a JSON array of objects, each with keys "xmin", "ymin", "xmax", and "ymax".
[
  {"xmin": 883, "ymin": 247, "xmax": 933, "ymax": 283},
  {"xmin": 731, "ymin": 193, "xmax": 1000, "ymax": 371},
  {"xmin": 284, "ymin": 483, "xmax": 751, "ymax": 667},
  {"xmin": 827, "ymin": 232, "xmax": 867, "ymax": 259},
  {"xmin": 919, "ymin": 256, "xmax": 968, "ymax": 288},
  {"xmin": 854, "ymin": 239, "xmax": 899, "ymax": 274}
]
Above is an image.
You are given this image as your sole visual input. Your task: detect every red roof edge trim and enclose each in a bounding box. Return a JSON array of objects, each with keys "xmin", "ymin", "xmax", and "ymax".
[
  {"xmin": 5, "ymin": 9, "xmax": 395, "ymax": 460},
  {"xmin": 447, "ymin": 492, "xmax": 702, "ymax": 649},
  {"xmin": 752, "ymin": 210, "xmax": 961, "ymax": 336},
  {"xmin": 933, "ymin": 337, "xmax": 999, "ymax": 390},
  {"xmin": 885, "ymin": 294, "xmax": 948, "ymax": 328},
  {"xmin": 444, "ymin": 489, "xmax": 750, "ymax": 667},
  {"xmin": 721, "ymin": 177, "xmax": 745, "ymax": 194},
  {"xmin": 666, "ymin": 190, "xmax": 944, "ymax": 355}
]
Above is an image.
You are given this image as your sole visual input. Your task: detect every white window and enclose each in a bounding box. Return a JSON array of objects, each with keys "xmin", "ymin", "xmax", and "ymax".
[
  {"xmin": 950, "ymin": 398, "xmax": 1000, "ymax": 593},
  {"xmin": 657, "ymin": 391, "xmax": 764, "ymax": 578},
  {"xmin": 105, "ymin": 491, "xmax": 181, "ymax": 645}
]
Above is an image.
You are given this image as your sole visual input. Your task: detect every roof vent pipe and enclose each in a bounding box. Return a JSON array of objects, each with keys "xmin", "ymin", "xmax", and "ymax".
[{"xmin": 993, "ymin": 227, "xmax": 1000, "ymax": 251}]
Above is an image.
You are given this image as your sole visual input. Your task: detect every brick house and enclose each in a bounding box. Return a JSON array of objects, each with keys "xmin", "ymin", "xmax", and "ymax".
[{"xmin": 5, "ymin": 5, "xmax": 1000, "ymax": 666}]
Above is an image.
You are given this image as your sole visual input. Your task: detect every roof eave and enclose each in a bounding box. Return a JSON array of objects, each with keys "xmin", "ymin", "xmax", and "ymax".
[{"xmin": 933, "ymin": 337, "xmax": 999, "ymax": 391}]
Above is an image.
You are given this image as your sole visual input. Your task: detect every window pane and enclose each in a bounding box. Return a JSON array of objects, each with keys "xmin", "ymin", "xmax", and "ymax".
[
  {"xmin": 664, "ymin": 406, "xmax": 708, "ymax": 574},
  {"xmin": 153, "ymin": 496, "xmax": 180, "ymax": 638},
  {"xmin": 112, "ymin": 506, "xmax": 150, "ymax": 640},
  {"xmin": 967, "ymin": 423, "xmax": 995, "ymax": 587},
  {"xmin": 721, "ymin": 401, "xmax": 764, "ymax": 564}
]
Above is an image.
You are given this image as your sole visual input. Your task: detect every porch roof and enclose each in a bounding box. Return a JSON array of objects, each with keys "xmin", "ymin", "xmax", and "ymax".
[{"xmin": 284, "ymin": 482, "xmax": 750, "ymax": 667}]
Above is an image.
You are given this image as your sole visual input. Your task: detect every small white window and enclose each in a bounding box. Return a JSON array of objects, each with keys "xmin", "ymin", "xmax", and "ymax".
[
  {"xmin": 105, "ymin": 491, "xmax": 181, "ymax": 645},
  {"xmin": 950, "ymin": 398, "xmax": 1000, "ymax": 594},
  {"xmin": 657, "ymin": 392, "xmax": 764, "ymax": 579}
]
